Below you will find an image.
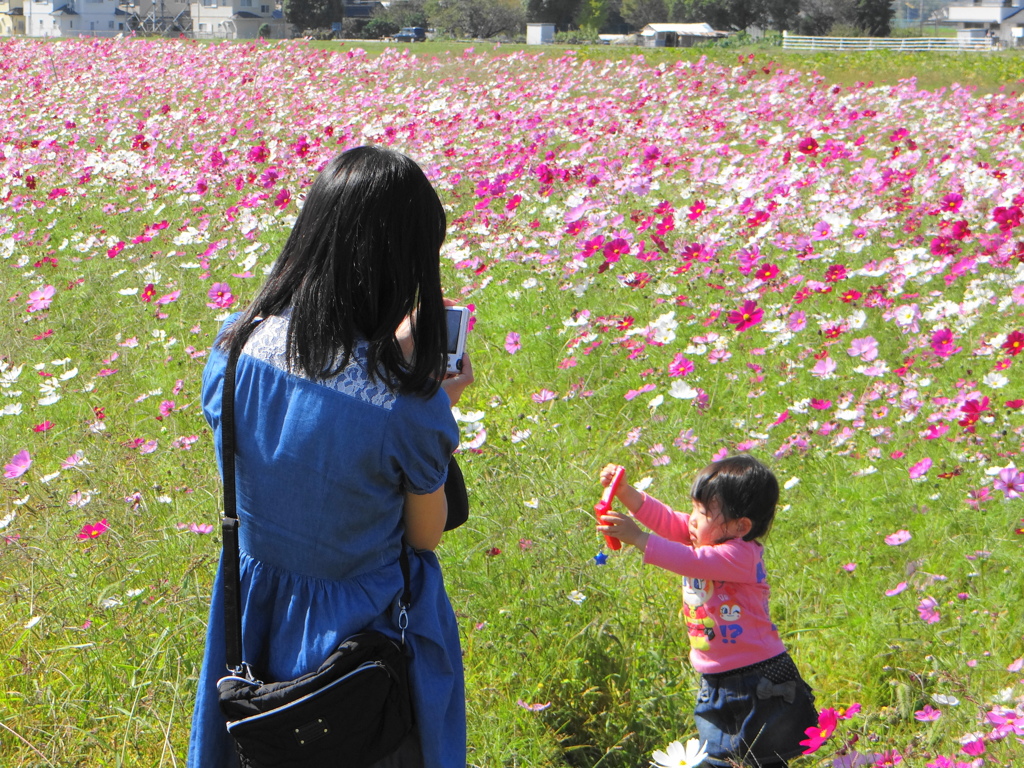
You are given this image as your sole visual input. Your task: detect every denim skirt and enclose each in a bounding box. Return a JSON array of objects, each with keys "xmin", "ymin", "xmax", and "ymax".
[{"xmin": 694, "ymin": 653, "xmax": 817, "ymax": 767}]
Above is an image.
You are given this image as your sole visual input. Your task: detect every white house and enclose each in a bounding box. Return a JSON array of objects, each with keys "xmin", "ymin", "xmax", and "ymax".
[
  {"xmin": 24, "ymin": 0, "xmax": 125, "ymax": 37},
  {"xmin": 0, "ymin": 0, "xmax": 26, "ymax": 34},
  {"xmin": 639, "ymin": 22, "xmax": 725, "ymax": 47},
  {"xmin": 943, "ymin": 0, "xmax": 1024, "ymax": 46},
  {"xmin": 190, "ymin": 0, "xmax": 286, "ymax": 38}
]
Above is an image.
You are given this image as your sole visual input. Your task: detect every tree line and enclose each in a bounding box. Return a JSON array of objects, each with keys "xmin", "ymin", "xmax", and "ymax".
[{"xmin": 284, "ymin": 0, "xmax": 897, "ymax": 41}]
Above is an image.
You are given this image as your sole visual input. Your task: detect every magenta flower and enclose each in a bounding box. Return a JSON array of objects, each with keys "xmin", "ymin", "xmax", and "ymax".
[
  {"xmin": 811, "ymin": 357, "xmax": 837, "ymax": 378},
  {"xmin": 797, "ymin": 137, "xmax": 819, "ymax": 155},
  {"xmin": 908, "ymin": 457, "xmax": 932, "ymax": 480},
  {"xmin": 847, "ymin": 336, "xmax": 879, "ymax": 361},
  {"xmin": 917, "ymin": 596, "xmax": 941, "ymax": 624},
  {"xmin": 914, "ymin": 704, "xmax": 942, "ymax": 721},
  {"xmin": 516, "ymin": 699, "xmax": 551, "ymax": 712},
  {"xmin": 885, "ymin": 529, "xmax": 912, "ymax": 546},
  {"xmin": 960, "ymin": 739, "xmax": 985, "ymax": 757},
  {"xmin": 27, "ymin": 285, "xmax": 56, "ymax": 312},
  {"xmin": 940, "ymin": 192, "xmax": 963, "ymax": 212},
  {"xmin": 930, "ymin": 328, "xmax": 961, "ymax": 358},
  {"xmin": 727, "ymin": 300, "xmax": 763, "ymax": 332},
  {"xmin": 1002, "ymin": 329, "xmax": 1024, "ymax": 356},
  {"xmin": 992, "ymin": 467, "xmax": 1024, "ymax": 499},
  {"xmin": 532, "ymin": 389, "xmax": 556, "ymax": 404},
  {"xmin": 78, "ymin": 519, "xmax": 109, "ymax": 540},
  {"xmin": 4, "ymin": 450, "xmax": 31, "ymax": 479},
  {"xmin": 504, "ymin": 332, "xmax": 521, "ymax": 354},
  {"xmin": 885, "ymin": 582, "xmax": 908, "ymax": 596},
  {"xmin": 799, "ymin": 708, "xmax": 837, "ymax": 754},
  {"xmin": 206, "ymin": 282, "xmax": 235, "ymax": 309},
  {"xmin": 668, "ymin": 353, "xmax": 694, "ymax": 377}
]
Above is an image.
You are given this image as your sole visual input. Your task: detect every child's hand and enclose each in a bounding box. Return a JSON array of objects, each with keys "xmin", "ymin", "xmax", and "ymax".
[
  {"xmin": 598, "ymin": 511, "xmax": 650, "ymax": 552},
  {"xmin": 599, "ymin": 463, "xmax": 625, "ymax": 488},
  {"xmin": 597, "ymin": 463, "xmax": 643, "ymax": 514}
]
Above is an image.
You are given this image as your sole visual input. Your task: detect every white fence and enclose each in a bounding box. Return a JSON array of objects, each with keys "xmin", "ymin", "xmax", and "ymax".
[{"xmin": 781, "ymin": 32, "xmax": 995, "ymax": 52}]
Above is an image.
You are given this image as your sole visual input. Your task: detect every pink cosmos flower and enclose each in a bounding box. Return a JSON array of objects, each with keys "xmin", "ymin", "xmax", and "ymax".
[
  {"xmin": 960, "ymin": 739, "xmax": 985, "ymax": 757},
  {"xmin": 930, "ymin": 328, "xmax": 961, "ymax": 358},
  {"xmin": 727, "ymin": 300, "xmax": 763, "ymax": 332},
  {"xmin": 914, "ymin": 705, "xmax": 942, "ymax": 721},
  {"xmin": 155, "ymin": 290, "xmax": 181, "ymax": 306},
  {"xmin": 799, "ymin": 707, "xmax": 837, "ymax": 754},
  {"xmin": 504, "ymin": 332, "xmax": 521, "ymax": 354},
  {"xmin": 811, "ymin": 357, "xmax": 836, "ymax": 378},
  {"xmin": 797, "ymin": 137, "xmax": 819, "ymax": 155},
  {"xmin": 847, "ymin": 336, "xmax": 879, "ymax": 361},
  {"xmin": 940, "ymin": 193, "xmax": 963, "ymax": 213},
  {"xmin": 873, "ymin": 750, "xmax": 903, "ymax": 767},
  {"xmin": 532, "ymin": 389, "xmax": 556, "ymax": 404},
  {"xmin": 885, "ymin": 530, "xmax": 912, "ymax": 546},
  {"xmin": 27, "ymin": 285, "xmax": 56, "ymax": 312},
  {"xmin": 992, "ymin": 467, "xmax": 1024, "ymax": 499},
  {"xmin": 4, "ymin": 450, "xmax": 31, "ymax": 479},
  {"xmin": 668, "ymin": 353, "xmax": 694, "ymax": 377},
  {"xmin": 516, "ymin": 699, "xmax": 551, "ymax": 712},
  {"xmin": 1002, "ymin": 329, "xmax": 1024, "ymax": 356},
  {"xmin": 885, "ymin": 582, "xmax": 909, "ymax": 596},
  {"xmin": 33, "ymin": 421, "xmax": 54, "ymax": 433},
  {"xmin": 78, "ymin": 519, "xmax": 109, "ymax": 540},
  {"xmin": 206, "ymin": 282, "xmax": 235, "ymax": 309},
  {"xmin": 918, "ymin": 596, "xmax": 941, "ymax": 624},
  {"xmin": 908, "ymin": 457, "xmax": 932, "ymax": 480}
]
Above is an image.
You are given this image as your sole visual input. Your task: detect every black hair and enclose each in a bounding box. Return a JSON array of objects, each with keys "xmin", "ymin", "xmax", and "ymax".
[
  {"xmin": 218, "ymin": 146, "xmax": 447, "ymax": 395},
  {"xmin": 690, "ymin": 454, "xmax": 779, "ymax": 541}
]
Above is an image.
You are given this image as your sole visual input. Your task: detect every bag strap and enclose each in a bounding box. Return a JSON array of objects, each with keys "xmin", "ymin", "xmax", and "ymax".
[{"xmin": 219, "ymin": 338, "xmax": 413, "ymax": 675}]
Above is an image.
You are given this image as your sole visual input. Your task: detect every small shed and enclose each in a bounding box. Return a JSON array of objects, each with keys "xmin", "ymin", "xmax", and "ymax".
[
  {"xmin": 527, "ymin": 22, "xmax": 554, "ymax": 45},
  {"xmin": 639, "ymin": 22, "xmax": 721, "ymax": 47}
]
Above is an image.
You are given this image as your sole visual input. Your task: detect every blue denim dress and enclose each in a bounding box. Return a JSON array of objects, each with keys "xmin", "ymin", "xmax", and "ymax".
[
  {"xmin": 694, "ymin": 652, "xmax": 817, "ymax": 767},
  {"xmin": 187, "ymin": 315, "xmax": 464, "ymax": 768}
]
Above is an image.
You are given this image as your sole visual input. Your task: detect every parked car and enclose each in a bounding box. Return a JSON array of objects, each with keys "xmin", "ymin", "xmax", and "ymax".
[{"xmin": 394, "ymin": 27, "xmax": 426, "ymax": 43}]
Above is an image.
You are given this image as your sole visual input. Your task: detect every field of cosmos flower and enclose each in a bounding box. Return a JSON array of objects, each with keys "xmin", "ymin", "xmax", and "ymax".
[{"xmin": 1, "ymin": 36, "xmax": 1023, "ymax": 767}]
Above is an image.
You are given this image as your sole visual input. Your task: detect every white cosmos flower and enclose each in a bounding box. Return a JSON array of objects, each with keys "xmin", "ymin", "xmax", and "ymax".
[
  {"xmin": 650, "ymin": 738, "xmax": 708, "ymax": 768},
  {"xmin": 982, "ymin": 372, "xmax": 1008, "ymax": 389},
  {"xmin": 668, "ymin": 381, "xmax": 698, "ymax": 400}
]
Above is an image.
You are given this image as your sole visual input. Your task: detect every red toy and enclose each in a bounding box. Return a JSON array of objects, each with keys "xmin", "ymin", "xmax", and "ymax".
[{"xmin": 594, "ymin": 465, "xmax": 625, "ymax": 550}]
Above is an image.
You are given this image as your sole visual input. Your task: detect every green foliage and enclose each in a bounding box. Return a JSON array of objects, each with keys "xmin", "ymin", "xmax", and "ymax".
[
  {"xmin": 427, "ymin": 0, "xmax": 526, "ymax": 38},
  {"xmin": 620, "ymin": 0, "xmax": 667, "ymax": 29},
  {"xmin": 554, "ymin": 25, "xmax": 601, "ymax": 44},
  {"xmin": 364, "ymin": 17, "xmax": 400, "ymax": 39},
  {"xmin": 283, "ymin": 0, "xmax": 342, "ymax": 31},
  {"xmin": 371, "ymin": 0, "xmax": 428, "ymax": 33},
  {"xmin": 855, "ymin": 0, "xmax": 896, "ymax": 37},
  {"xmin": 575, "ymin": 0, "xmax": 610, "ymax": 32},
  {"xmin": 527, "ymin": 0, "xmax": 585, "ymax": 30}
]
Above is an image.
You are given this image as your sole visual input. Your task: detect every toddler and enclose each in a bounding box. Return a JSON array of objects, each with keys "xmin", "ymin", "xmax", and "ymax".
[{"xmin": 597, "ymin": 454, "xmax": 817, "ymax": 767}]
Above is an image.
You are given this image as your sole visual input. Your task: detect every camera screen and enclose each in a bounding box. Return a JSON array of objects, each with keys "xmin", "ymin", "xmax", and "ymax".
[{"xmin": 445, "ymin": 310, "xmax": 463, "ymax": 354}]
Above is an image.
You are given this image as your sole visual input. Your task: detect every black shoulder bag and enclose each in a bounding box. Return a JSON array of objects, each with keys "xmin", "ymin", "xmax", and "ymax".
[{"xmin": 215, "ymin": 343, "xmax": 414, "ymax": 768}]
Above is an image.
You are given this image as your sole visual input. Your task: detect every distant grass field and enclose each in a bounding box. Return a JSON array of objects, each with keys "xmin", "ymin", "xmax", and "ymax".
[
  {"xmin": 315, "ymin": 38, "xmax": 1024, "ymax": 93},
  {"xmin": 1, "ymin": 36, "xmax": 1023, "ymax": 767}
]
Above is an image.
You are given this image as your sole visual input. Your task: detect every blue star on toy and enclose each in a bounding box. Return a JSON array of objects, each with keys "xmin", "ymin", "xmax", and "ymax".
[{"xmin": 593, "ymin": 552, "xmax": 609, "ymax": 565}]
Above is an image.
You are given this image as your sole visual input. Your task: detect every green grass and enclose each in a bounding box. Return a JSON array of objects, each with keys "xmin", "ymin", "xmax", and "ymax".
[{"xmin": 1, "ymin": 36, "xmax": 1023, "ymax": 767}]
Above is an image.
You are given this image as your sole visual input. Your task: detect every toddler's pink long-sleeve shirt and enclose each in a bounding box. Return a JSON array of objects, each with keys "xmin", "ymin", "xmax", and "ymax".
[{"xmin": 635, "ymin": 493, "xmax": 786, "ymax": 674}]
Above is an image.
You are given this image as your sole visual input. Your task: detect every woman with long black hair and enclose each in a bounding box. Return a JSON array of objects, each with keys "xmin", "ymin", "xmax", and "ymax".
[{"xmin": 188, "ymin": 146, "xmax": 472, "ymax": 768}]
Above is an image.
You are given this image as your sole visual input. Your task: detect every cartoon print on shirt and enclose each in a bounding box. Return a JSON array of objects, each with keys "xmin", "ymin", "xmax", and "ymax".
[
  {"xmin": 682, "ymin": 577, "xmax": 716, "ymax": 651},
  {"xmin": 719, "ymin": 603, "xmax": 743, "ymax": 644}
]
